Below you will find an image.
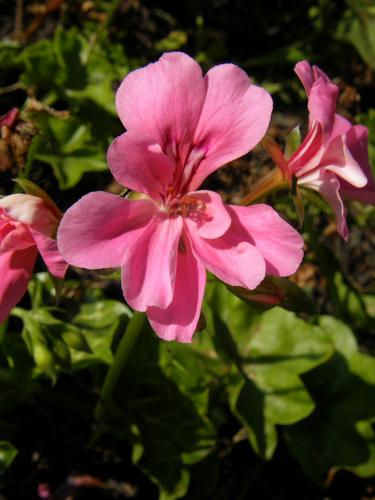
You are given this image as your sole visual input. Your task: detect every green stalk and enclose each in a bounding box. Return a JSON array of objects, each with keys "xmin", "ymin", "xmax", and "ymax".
[
  {"xmin": 0, "ymin": 318, "xmax": 9, "ymax": 346},
  {"xmin": 95, "ymin": 312, "xmax": 146, "ymax": 422}
]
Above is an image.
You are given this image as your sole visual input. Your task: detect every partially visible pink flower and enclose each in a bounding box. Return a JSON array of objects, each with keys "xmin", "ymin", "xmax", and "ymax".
[
  {"xmin": 58, "ymin": 52, "xmax": 303, "ymax": 342},
  {"xmin": 287, "ymin": 61, "xmax": 375, "ymax": 240},
  {"xmin": 0, "ymin": 193, "xmax": 68, "ymax": 322},
  {"xmin": 0, "ymin": 107, "xmax": 19, "ymax": 128}
]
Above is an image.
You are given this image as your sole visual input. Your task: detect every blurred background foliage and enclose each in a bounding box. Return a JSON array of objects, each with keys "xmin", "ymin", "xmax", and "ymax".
[{"xmin": 1, "ymin": 1, "xmax": 375, "ymax": 499}]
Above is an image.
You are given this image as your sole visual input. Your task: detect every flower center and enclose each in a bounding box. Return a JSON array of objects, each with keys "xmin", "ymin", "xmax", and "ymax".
[{"xmin": 168, "ymin": 195, "xmax": 206, "ymax": 219}]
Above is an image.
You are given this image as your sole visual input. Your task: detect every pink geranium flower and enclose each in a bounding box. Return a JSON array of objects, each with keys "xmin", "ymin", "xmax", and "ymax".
[
  {"xmin": 57, "ymin": 52, "xmax": 303, "ymax": 342},
  {"xmin": 0, "ymin": 193, "xmax": 68, "ymax": 322},
  {"xmin": 286, "ymin": 61, "xmax": 375, "ymax": 239}
]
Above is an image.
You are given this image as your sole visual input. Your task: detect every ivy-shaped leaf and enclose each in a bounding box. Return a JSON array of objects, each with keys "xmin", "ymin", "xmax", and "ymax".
[
  {"xmin": 205, "ymin": 281, "xmax": 332, "ymax": 459},
  {"xmin": 284, "ymin": 316, "xmax": 375, "ymax": 483}
]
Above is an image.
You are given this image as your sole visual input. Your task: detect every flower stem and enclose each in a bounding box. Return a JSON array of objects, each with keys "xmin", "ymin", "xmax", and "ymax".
[
  {"xmin": 240, "ymin": 167, "xmax": 289, "ymax": 205},
  {"xmin": 95, "ymin": 311, "xmax": 146, "ymax": 422},
  {"xmin": 241, "ymin": 136, "xmax": 293, "ymax": 205}
]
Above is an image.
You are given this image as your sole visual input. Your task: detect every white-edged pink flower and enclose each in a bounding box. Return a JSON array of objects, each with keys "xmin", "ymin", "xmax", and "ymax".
[
  {"xmin": 57, "ymin": 52, "xmax": 303, "ymax": 342},
  {"xmin": 0, "ymin": 193, "xmax": 68, "ymax": 322},
  {"xmin": 288, "ymin": 61, "xmax": 375, "ymax": 240}
]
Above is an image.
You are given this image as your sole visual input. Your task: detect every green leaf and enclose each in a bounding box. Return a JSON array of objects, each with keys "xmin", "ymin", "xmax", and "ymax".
[
  {"xmin": 0, "ymin": 441, "xmax": 18, "ymax": 470},
  {"xmin": 337, "ymin": 3, "xmax": 375, "ymax": 70},
  {"xmin": 314, "ymin": 244, "xmax": 371, "ymax": 329},
  {"xmin": 99, "ymin": 325, "xmax": 216, "ymax": 496},
  {"xmin": 19, "ymin": 26, "xmax": 87, "ymax": 91},
  {"xmin": 284, "ymin": 316, "xmax": 375, "ymax": 482},
  {"xmin": 0, "ymin": 362, "xmax": 34, "ymax": 415},
  {"xmin": 357, "ymin": 109, "xmax": 375, "ymax": 170},
  {"xmin": 32, "ymin": 342, "xmax": 57, "ymax": 382},
  {"xmin": 53, "ymin": 26, "xmax": 87, "ymax": 90},
  {"xmin": 19, "ymin": 39, "xmax": 62, "ymax": 90},
  {"xmin": 0, "ymin": 41, "xmax": 21, "ymax": 69},
  {"xmin": 70, "ymin": 299, "xmax": 131, "ymax": 368},
  {"xmin": 155, "ymin": 30, "xmax": 188, "ymax": 52},
  {"xmin": 159, "ymin": 335, "xmax": 226, "ymax": 418},
  {"xmin": 363, "ymin": 294, "xmax": 375, "ymax": 317},
  {"xmin": 284, "ymin": 125, "xmax": 301, "ymax": 160},
  {"xmin": 245, "ymin": 40, "xmax": 310, "ymax": 67},
  {"xmin": 61, "ymin": 328, "xmax": 91, "ymax": 353},
  {"xmin": 206, "ymin": 281, "xmax": 332, "ymax": 459},
  {"xmin": 34, "ymin": 115, "xmax": 107, "ymax": 189}
]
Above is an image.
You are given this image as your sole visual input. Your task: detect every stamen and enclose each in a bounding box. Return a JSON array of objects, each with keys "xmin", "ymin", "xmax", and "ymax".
[{"xmin": 168, "ymin": 195, "xmax": 206, "ymax": 218}]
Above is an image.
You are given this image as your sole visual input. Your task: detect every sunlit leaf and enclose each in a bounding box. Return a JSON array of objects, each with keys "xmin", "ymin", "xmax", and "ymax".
[
  {"xmin": 0, "ymin": 441, "xmax": 18, "ymax": 470},
  {"xmin": 205, "ymin": 281, "xmax": 332, "ymax": 459}
]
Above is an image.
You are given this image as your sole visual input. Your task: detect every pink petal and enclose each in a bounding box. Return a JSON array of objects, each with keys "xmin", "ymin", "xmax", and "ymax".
[
  {"xmin": 312, "ymin": 65, "xmax": 331, "ymax": 85},
  {"xmin": 300, "ymin": 169, "xmax": 348, "ymax": 240},
  {"xmin": 339, "ymin": 125, "xmax": 375, "ymax": 204},
  {"xmin": 294, "ymin": 61, "xmax": 315, "ymax": 95},
  {"xmin": 308, "ymin": 79, "xmax": 338, "ymax": 140},
  {"xmin": 330, "ymin": 113, "xmax": 352, "ymax": 140},
  {"xmin": 116, "ymin": 52, "xmax": 206, "ymax": 152},
  {"xmin": 187, "ymin": 219, "xmax": 266, "ymax": 290},
  {"xmin": 320, "ymin": 133, "xmax": 368, "ymax": 187},
  {"xmin": 147, "ymin": 233, "xmax": 206, "ymax": 342},
  {"xmin": 0, "ymin": 248, "xmax": 37, "ymax": 323},
  {"xmin": 0, "ymin": 107, "xmax": 19, "ymax": 128},
  {"xmin": 0, "ymin": 224, "xmax": 34, "ymax": 252},
  {"xmin": 0, "ymin": 194, "xmax": 58, "ymax": 235},
  {"xmin": 107, "ymin": 131, "xmax": 172, "ymax": 200},
  {"xmin": 294, "ymin": 60, "xmax": 338, "ymax": 141},
  {"xmin": 57, "ymin": 192, "xmax": 157, "ymax": 269},
  {"xmin": 30, "ymin": 228, "xmax": 68, "ymax": 279},
  {"xmin": 289, "ymin": 120, "xmax": 325, "ymax": 176},
  {"xmin": 226, "ymin": 204, "xmax": 304, "ymax": 276},
  {"xmin": 187, "ymin": 190, "xmax": 231, "ymax": 239},
  {"xmin": 188, "ymin": 64, "xmax": 273, "ymax": 190},
  {"xmin": 121, "ymin": 215, "xmax": 183, "ymax": 311},
  {"xmin": 294, "ymin": 61, "xmax": 330, "ymax": 95}
]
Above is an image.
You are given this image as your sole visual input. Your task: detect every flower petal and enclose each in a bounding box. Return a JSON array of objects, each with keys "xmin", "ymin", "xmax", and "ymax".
[
  {"xmin": 225, "ymin": 204, "xmax": 304, "ymax": 276},
  {"xmin": 121, "ymin": 215, "xmax": 183, "ymax": 311},
  {"xmin": 147, "ymin": 233, "xmax": 206, "ymax": 342},
  {"xmin": 301, "ymin": 169, "xmax": 348, "ymax": 240},
  {"xmin": 289, "ymin": 121, "xmax": 325, "ymax": 176},
  {"xmin": 30, "ymin": 228, "xmax": 68, "ymax": 279},
  {"xmin": 107, "ymin": 131, "xmax": 172, "ymax": 200},
  {"xmin": 187, "ymin": 219, "xmax": 266, "ymax": 290},
  {"xmin": 294, "ymin": 60, "xmax": 338, "ymax": 141},
  {"xmin": 188, "ymin": 190, "xmax": 231, "ymax": 239},
  {"xmin": 294, "ymin": 61, "xmax": 330, "ymax": 95},
  {"xmin": 320, "ymin": 133, "xmax": 368, "ymax": 187},
  {"xmin": 339, "ymin": 125, "xmax": 375, "ymax": 204},
  {"xmin": 330, "ymin": 113, "xmax": 352, "ymax": 140},
  {"xmin": 0, "ymin": 194, "xmax": 58, "ymax": 235},
  {"xmin": 57, "ymin": 192, "xmax": 157, "ymax": 269},
  {"xmin": 188, "ymin": 64, "xmax": 273, "ymax": 190},
  {"xmin": 0, "ymin": 223, "xmax": 34, "ymax": 252},
  {"xmin": 308, "ymin": 79, "xmax": 338, "ymax": 140},
  {"xmin": 116, "ymin": 52, "xmax": 206, "ymax": 152},
  {"xmin": 0, "ymin": 248, "xmax": 37, "ymax": 323}
]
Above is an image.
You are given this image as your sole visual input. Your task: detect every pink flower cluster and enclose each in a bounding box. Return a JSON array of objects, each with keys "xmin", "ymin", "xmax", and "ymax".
[
  {"xmin": 57, "ymin": 52, "xmax": 303, "ymax": 341},
  {"xmin": 279, "ymin": 61, "xmax": 375, "ymax": 239},
  {"xmin": 0, "ymin": 193, "xmax": 67, "ymax": 322},
  {"xmin": 1, "ymin": 53, "xmax": 373, "ymax": 343}
]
